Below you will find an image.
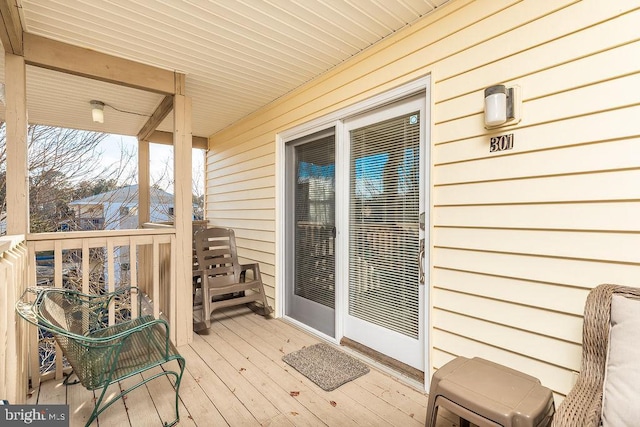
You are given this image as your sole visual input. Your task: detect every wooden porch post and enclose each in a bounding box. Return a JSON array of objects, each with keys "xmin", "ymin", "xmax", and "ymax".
[
  {"xmin": 5, "ymin": 52, "xmax": 29, "ymax": 235},
  {"xmin": 173, "ymin": 74, "xmax": 193, "ymax": 345},
  {"xmin": 138, "ymin": 138, "xmax": 150, "ymax": 226},
  {"xmin": 137, "ymin": 138, "xmax": 151, "ymax": 296}
]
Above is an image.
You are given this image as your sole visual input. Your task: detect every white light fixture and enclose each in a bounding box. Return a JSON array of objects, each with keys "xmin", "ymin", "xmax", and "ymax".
[
  {"xmin": 90, "ymin": 100, "xmax": 105, "ymax": 123},
  {"xmin": 484, "ymin": 85, "xmax": 519, "ymax": 128}
]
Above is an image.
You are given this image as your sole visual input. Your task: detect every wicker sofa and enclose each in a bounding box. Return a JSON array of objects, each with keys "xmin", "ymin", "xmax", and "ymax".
[{"xmin": 552, "ymin": 284, "xmax": 640, "ymax": 427}]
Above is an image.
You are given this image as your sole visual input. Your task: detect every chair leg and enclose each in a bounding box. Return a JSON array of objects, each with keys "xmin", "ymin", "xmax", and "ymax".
[
  {"xmin": 257, "ymin": 284, "xmax": 272, "ymax": 316},
  {"xmin": 87, "ymin": 384, "xmax": 110, "ymax": 427},
  {"xmin": 202, "ymin": 284, "xmax": 211, "ymax": 328},
  {"xmin": 168, "ymin": 357, "xmax": 187, "ymax": 427},
  {"xmin": 84, "ymin": 361, "xmax": 186, "ymax": 427}
]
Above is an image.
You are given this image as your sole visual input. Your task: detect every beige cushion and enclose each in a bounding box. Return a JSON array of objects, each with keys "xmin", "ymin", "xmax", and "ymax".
[{"xmin": 602, "ymin": 294, "xmax": 640, "ymax": 427}]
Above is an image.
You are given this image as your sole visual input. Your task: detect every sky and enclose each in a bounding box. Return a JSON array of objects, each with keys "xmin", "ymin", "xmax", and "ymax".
[{"xmin": 100, "ymin": 134, "xmax": 205, "ymax": 196}]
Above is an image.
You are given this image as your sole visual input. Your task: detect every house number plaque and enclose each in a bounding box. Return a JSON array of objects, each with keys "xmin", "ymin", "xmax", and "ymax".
[{"xmin": 489, "ymin": 133, "xmax": 514, "ymax": 153}]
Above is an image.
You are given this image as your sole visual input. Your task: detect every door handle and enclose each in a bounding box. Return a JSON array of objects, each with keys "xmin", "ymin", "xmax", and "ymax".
[{"xmin": 419, "ymin": 238, "xmax": 425, "ymax": 285}]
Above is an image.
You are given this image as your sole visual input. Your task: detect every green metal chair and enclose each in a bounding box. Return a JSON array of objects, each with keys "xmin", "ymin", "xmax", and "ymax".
[{"xmin": 16, "ymin": 286, "xmax": 185, "ymax": 427}]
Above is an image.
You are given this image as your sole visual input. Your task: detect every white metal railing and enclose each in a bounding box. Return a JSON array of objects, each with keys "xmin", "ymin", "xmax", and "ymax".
[
  {"xmin": 0, "ymin": 234, "xmax": 29, "ymax": 403},
  {"xmin": 25, "ymin": 228, "xmax": 176, "ymax": 385}
]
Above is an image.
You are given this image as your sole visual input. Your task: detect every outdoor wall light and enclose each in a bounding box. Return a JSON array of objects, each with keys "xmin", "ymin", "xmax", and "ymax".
[
  {"xmin": 484, "ymin": 85, "xmax": 518, "ymax": 128},
  {"xmin": 90, "ymin": 100, "xmax": 105, "ymax": 123}
]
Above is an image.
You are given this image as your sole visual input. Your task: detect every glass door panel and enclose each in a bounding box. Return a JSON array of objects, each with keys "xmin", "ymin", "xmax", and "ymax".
[{"xmin": 285, "ymin": 129, "xmax": 336, "ymax": 337}]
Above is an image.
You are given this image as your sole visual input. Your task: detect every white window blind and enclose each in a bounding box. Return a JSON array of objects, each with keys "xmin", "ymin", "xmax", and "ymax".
[
  {"xmin": 348, "ymin": 112, "xmax": 420, "ymax": 338},
  {"xmin": 294, "ymin": 135, "xmax": 336, "ymax": 309}
]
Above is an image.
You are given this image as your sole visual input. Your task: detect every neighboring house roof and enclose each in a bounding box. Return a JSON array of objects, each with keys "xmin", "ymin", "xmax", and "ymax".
[{"xmin": 69, "ymin": 185, "xmax": 174, "ymax": 206}]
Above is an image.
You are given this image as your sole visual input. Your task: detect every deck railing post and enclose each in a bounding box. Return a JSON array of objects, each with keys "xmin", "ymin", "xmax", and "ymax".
[
  {"xmin": 25, "ymin": 229, "xmax": 177, "ymax": 380},
  {"xmin": 0, "ymin": 235, "xmax": 29, "ymax": 403}
]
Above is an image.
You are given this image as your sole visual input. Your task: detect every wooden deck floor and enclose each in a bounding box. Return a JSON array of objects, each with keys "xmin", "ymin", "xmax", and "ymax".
[{"xmin": 28, "ymin": 305, "xmax": 460, "ymax": 426}]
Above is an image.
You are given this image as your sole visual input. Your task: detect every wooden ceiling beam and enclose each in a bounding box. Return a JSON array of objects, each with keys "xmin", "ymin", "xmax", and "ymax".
[
  {"xmin": 23, "ymin": 33, "xmax": 175, "ymax": 95},
  {"xmin": 137, "ymin": 95, "xmax": 174, "ymax": 141},
  {"xmin": 140, "ymin": 73, "xmax": 206, "ymax": 149},
  {"xmin": 147, "ymin": 130, "xmax": 208, "ymax": 150},
  {"xmin": 0, "ymin": 0, "xmax": 24, "ymax": 55}
]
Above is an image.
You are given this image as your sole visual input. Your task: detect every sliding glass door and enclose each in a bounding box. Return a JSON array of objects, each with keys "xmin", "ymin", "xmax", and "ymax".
[{"xmin": 282, "ymin": 90, "xmax": 428, "ymax": 372}]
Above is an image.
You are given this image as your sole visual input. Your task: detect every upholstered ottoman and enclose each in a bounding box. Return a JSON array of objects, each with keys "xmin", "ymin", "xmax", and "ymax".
[{"xmin": 426, "ymin": 357, "xmax": 554, "ymax": 427}]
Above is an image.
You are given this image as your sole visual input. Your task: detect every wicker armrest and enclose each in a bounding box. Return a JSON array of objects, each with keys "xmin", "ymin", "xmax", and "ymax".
[
  {"xmin": 552, "ymin": 376, "xmax": 603, "ymax": 427},
  {"xmin": 552, "ymin": 284, "xmax": 640, "ymax": 427}
]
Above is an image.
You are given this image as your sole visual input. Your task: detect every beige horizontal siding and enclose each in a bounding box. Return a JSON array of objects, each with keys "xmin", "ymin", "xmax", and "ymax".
[
  {"xmin": 208, "ymin": 163, "xmax": 274, "ymax": 186},
  {"xmin": 207, "ymin": 149, "xmax": 274, "ymax": 177},
  {"xmin": 436, "ymin": 170, "xmax": 640, "ymax": 205},
  {"xmin": 434, "ymin": 308, "xmax": 582, "ymax": 368},
  {"xmin": 436, "ymin": 106, "xmax": 640, "ymax": 164},
  {"xmin": 435, "ymin": 3, "xmax": 634, "ymax": 97},
  {"xmin": 207, "ymin": 176, "xmax": 275, "ymax": 195},
  {"xmin": 427, "ymin": 0, "xmax": 640, "ymax": 402},
  {"xmin": 434, "ymin": 202, "xmax": 640, "ymax": 231},
  {"xmin": 437, "ymin": 73, "xmax": 640, "ymax": 143},
  {"xmin": 435, "ymin": 138, "xmax": 640, "ymax": 184},
  {"xmin": 434, "ymin": 248, "xmax": 640, "ymax": 288},
  {"xmin": 206, "ymin": 189, "xmax": 275, "ymax": 203},
  {"xmin": 207, "ymin": 0, "xmax": 640, "ymax": 403},
  {"xmin": 435, "ymin": 228, "xmax": 640, "ymax": 264},
  {"xmin": 434, "ymin": 288, "xmax": 583, "ymax": 343},
  {"xmin": 432, "ymin": 269, "xmax": 588, "ymax": 316},
  {"xmin": 436, "ymin": 38, "xmax": 640, "ymax": 123}
]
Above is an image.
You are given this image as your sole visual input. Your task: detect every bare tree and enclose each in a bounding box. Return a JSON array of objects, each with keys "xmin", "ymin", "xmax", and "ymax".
[
  {"xmin": 147, "ymin": 145, "xmax": 205, "ymax": 220},
  {"xmin": 0, "ymin": 123, "xmax": 140, "ymax": 233},
  {"xmin": 0, "ymin": 124, "xmax": 202, "ymax": 233}
]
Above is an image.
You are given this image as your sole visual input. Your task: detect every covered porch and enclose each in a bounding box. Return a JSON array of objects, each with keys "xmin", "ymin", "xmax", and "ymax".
[
  {"xmin": 1, "ymin": 1, "xmax": 457, "ymax": 416},
  {"xmin": 3, "ymin": 0, "xmax": 640, "ymax": 426}
]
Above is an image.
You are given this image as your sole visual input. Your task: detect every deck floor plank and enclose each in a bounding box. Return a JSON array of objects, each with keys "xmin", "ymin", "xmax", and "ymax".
[
  {"xmin": 96, "ymin": 383, "xmax": 131, "ymax": 427},
  {"xmin": 65, "ymin": 377, "xmax": 96, "ymax": 426},
  {"xmin": 211, "ymin": 308, "xmax": 395, "ymax": 426},
  {"xmin": 119, "ymin": 374, "xmax": 164, "ymax": 427},
  {"xmin": 35, "ymin": 375, "xmax": 66, "ymax": 404},
  {"xmin": 207, "ymin": 313, "xmax": 347, "ymax": 425},
  {"xmin": 246, "ymin": 308, "xmax": 429, "ymax": 419},
  {"xmin": 203, "ymin": 315, "xmax": 332, "ymax": 426},
  {"xmin": 227, "ymin": 307, "xmax": 427, "ymax": 425},
  {"xmin": 238, "ymin": 308, "xmax": 427, "ymax": 420},
  {"xmin": 29, "ymin": 305, "xmax": 451, "ymax": 426},
  {"xmin": 339, "ymin": 380, "xmax": 424, "ymax": 427},
  {"xmin": 189, "ymin": 333, "xmax": 282, "ymax": 424},
  {"xmin": 208, "ymin": 309, "xmax": 368, "ymax": 426},
  {"xmin": 179, "ymin": 344, "xmax": 260, "ymax": 426},
  {"xmin": 140, "ymin": 364, "xmax": 194, "ymax": 427},
  {"xmin": 356, "ymin": 369, "xmax": 428, "ymax": 420},
  {"xmin": 170, "ymin": 361, "xmax": 228, "ymax": 426},
  {"xmin": 196, "ymin": 326, "xmax": 322, "ymax": 427}
]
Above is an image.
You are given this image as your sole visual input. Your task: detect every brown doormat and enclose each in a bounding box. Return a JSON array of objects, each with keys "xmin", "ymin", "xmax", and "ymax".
[{"xmin": 282, "ymin": 343, "xmax": 370, "ymax": 391}]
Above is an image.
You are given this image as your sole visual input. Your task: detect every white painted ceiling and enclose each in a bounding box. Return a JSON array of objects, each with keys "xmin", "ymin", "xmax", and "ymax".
[{"xmin": 1, "ymin": 0, "xmax": 450, "ymax": 138}]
